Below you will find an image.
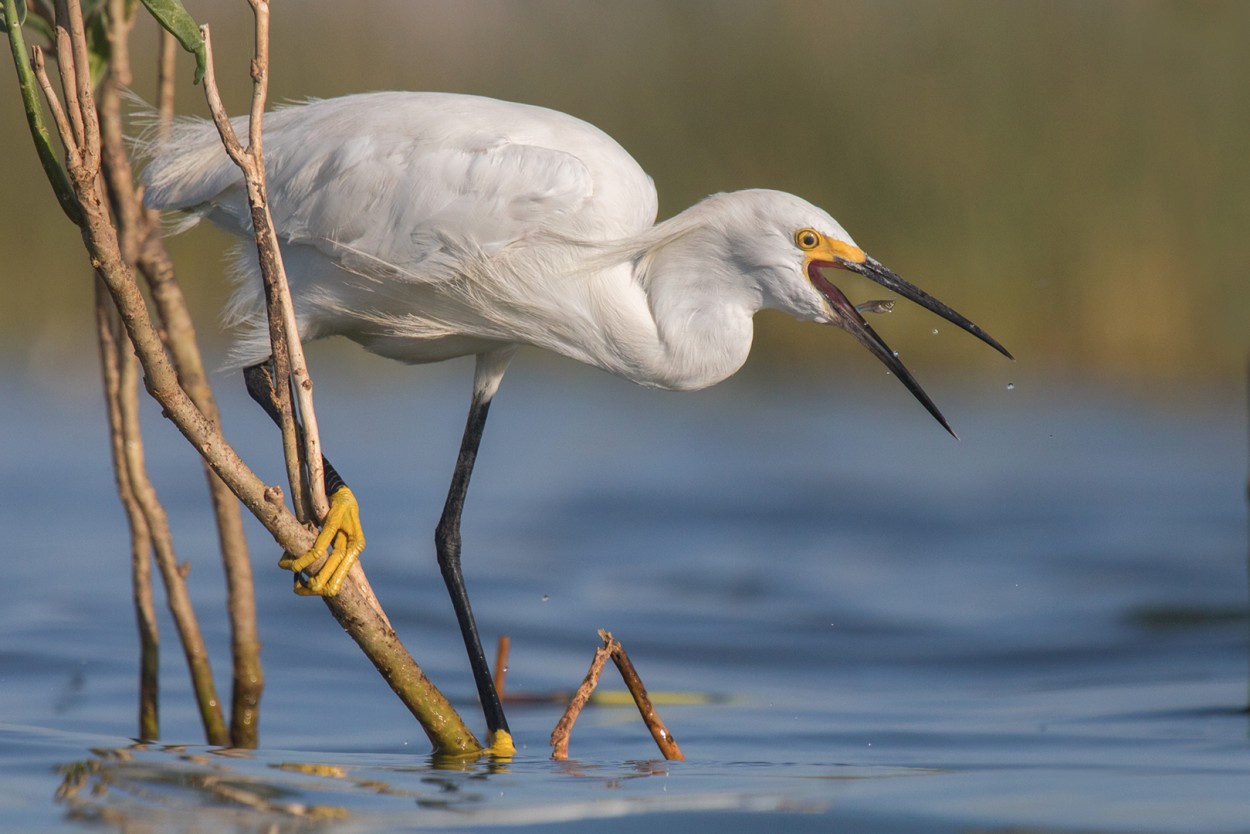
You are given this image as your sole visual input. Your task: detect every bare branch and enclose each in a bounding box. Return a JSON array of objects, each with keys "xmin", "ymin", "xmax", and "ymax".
[
  {"xmin": 550, "ymin": 639, "xmax": 614, "ymax": 760},
  {"xmin": 199, "ymin": 16, "xmax": 326, "ymax": 521},
  {"xmin": 237, "ymin": 2, "xmax": 329, "ymax": 521},
  {"xmin": 57, "ymin": 0, "xmax": 96, "ymax": 167},
  {"xmin": 493, "ymin": 634, "xmax": 510, "ymax": 700},
  {"xmin": 245, "ymin": 0, "xmax": 267, "ymax": 152},
  {"xmin": 30, "ymin": 45, "xmax": 78, "ymax": 164},
  {"xmin": 155, "ymin": 29, "xmax": 176, "ymax": 135},
  {"xmin": 3, "ymin": 0, "xmax": 81, "ymax": 221},
  {"xmin": 606, "ymin": 632, "xmax": 684, "ymax": 761},
  {"xmin": 96, "ymin": 280, "xmax": 160, "ymax": 742},
  {"xmin": 103, "ymin": 1, "xmax": 265, "ymax": 748},
  {"xmin": 550, "ymin": 631, "xmax": 684, "ymax": 761},
  {"xmin": 117, "ymin": 314, "xmax": 230, "ymax": 747},
  {"xmin": 51, "ymin": 2, "xmax": 84, "ymax": 149}
]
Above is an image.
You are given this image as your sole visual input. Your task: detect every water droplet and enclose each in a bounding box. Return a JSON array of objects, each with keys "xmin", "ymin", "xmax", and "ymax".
[
  {"xmin": 931, "ymin": 328, "xmax": 939, "ymax": 336},
  {"xmin": 541, "ymin": 594, "xmax": 550, "ymax": 603},
  {"xmin": 1006, "ymin": 382, "xmax": 1015, "ymax": 391},
  {"xmin": 891, "ymin": 350, "xmax": 899, "ymax": 358}
]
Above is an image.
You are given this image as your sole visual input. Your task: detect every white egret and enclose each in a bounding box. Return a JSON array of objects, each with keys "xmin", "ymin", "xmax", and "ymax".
[{"xmin": 142, "ymin": 91, "xmax": 1011, "ymax": 750}]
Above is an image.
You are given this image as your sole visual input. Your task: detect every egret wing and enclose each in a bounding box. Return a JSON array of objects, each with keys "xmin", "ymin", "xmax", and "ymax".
[{"xmin": 143, "ymin": 92, "xmax": 657, "ymax": 285}]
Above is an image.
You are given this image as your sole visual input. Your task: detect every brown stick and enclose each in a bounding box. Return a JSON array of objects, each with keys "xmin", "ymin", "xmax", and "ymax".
[
  {"xmin": 605, "ymin": 632, "xmax": 684, "ymax": 761},
  {"xmin": 550, "ymin": 639, "xmax": 614, "ymax": 760},
  {"xmin": 137, "ymin": 235, "xmax": 267, "ymax": 747},
  {"xmin": 200, "ymin": 9, "xmax": 327, "ymax": 523},
  {"xmin": 100, "ymin": 6, "xmax": 265, "ymax": 748},
  {"xmin": 154, "ymin": 29, "xmax": 176, "ymax": 136},
  {"xmin": 51, "ymin": 2, "xmax": 83, "ymax": 150},
  {"xmin": 116, "ymin": 316, "xmax": 230, "ymax": 746},
  {"xmin": 96, "ymin": 3, "xmax": 263, "ymax": 747},
  {"xmin": 86, "ymin": 7, "xmax": 225, "ymax": 745},
  {"xmin": 196, "ymin": 19, "xmax": 306, "ymax": 521},
  {"xmin": 95, "ymin": 280, "xmax": 160, "ymax": 742},
  {"xmin": 550, "ymin": 631, "xmax": 685, "ymax": 761},
  {"xmin": 19, "ymin": 0, "xmax": 481, "ymax": 756},
  {"xmin": 493, "ymin": 635, "xmax": 511, "ymax": 700}
]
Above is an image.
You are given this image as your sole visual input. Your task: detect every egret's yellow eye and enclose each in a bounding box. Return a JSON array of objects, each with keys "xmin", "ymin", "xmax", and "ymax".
[{"xmin": 795, "ymin": 229, "xmax": 821, "ymax": 250}]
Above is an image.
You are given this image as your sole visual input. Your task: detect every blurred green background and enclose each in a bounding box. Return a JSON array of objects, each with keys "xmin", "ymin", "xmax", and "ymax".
[{"xmin": 2, "ymin": 0, "xmax": 1246, "ymax": 386}]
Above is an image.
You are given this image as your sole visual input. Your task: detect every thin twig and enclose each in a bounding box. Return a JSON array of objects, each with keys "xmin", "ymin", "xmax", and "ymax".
[
  {"xmin": 116, "ymin": 314, "xmax": 230, "ymax": 747},
  {"xmin": 493, "ymin": 635, "xmax": 510, "ymax": 700},
  {"xmin": 550, "ymin": 639, "xmax": 614, "ymax": 760},
  {"xmin": 51, "ymin": 1, "xmax": 84, "ymax": 150},
  {"xmin": 155, "ymin": 29, "xmax": 176, "ymax": 137},
  {"xmin": 30, "ymin": 47, "xmax": 77, "ymax": 165},
  {"xmin": 96, "ymin": 279, "xmax": 159, "ymax": 742},
  {"xmin": 605, "ymin": 631, "xmax": 684, "ymax": 761},
  {"xmin": 239, "ymin": 0, "xmax": 327, "ymax": 519},
  {"xmin": 200, "ymin": 17, "xmax": 326, "ymax": 522},
  {"xmin": 199, "ymin": 25, "xmax": 306, "ymax": 516},
  {"xmin": 550, "ymin": 631, "xmax": 684, "ymax": 761},
  {"xmin": 244, "ymin": 0, "xmax": 266, "ymax": 150},
  {"xmin": 60, "ymin": 0, "xmax": 96, "ymax": 168},
  {"xmin": 135, "ymin": 213, "xmax": 266, "ymax": 749}
]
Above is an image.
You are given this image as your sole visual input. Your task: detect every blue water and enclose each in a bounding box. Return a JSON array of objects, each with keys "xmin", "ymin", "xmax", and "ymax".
[{"xmin": 2, "ymin": 353, "xmax": 1247, "ymax": 832}]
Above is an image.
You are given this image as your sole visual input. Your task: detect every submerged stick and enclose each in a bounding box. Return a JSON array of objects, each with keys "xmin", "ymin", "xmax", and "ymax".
[
  {"xmin": 604, "ymin": 631, "xmax": 684, "ymax": 761},
  {"xmin": 494, "ymin": 635, "xmax": 511, "ymax": 700},
  {"xmin": 550, "ymin": 631, "xmax": 684, "ymax": 761},
  {"xmin": 117, "ymin": 324, "xmax": 230, "ymax": 747},
  {"xmin": 550, "ymin": 638, "xmax": 614, "ymax": 760},
  {"xmin": 95, "ymin": 280, "xmax": 159, "ymax": 742},
  {"xmin": 95, "ymin": 4, "xmax": 263, "ymax": 746},
  {"xmin": 121, "ymin": 36, "xmax": 263, "ymax": 747}
]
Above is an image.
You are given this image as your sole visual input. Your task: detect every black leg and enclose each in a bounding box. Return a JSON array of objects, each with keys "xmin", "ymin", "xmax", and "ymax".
[
  {"xmin": 245, "ymin": 359, "xmax": 363, "ymax": 596},
  {"xmin": 434, "ymin": 348, "xmax": 516, "ymax": 745},
  {"xmin": 435, "ymin": 383, "xmax": 510, "ymax": 741},
  {"xmin": 244, "ymin": 360, "xmax": 345, "ymax": 495}
]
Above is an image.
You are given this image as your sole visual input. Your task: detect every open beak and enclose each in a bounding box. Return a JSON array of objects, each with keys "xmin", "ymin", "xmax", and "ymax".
[{"xmin": 807, "ymin": 245, "xmax": 1013, "ymax": 438}]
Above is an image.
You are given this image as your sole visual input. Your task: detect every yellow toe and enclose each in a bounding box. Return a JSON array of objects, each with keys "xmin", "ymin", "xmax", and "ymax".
[{"xmin": 280, "ymin": 487, "xmax": 365, "ymax": 598}]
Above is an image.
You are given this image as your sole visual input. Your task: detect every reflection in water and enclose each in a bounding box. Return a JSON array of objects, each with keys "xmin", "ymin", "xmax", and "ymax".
[
  {"xmin": 54, "ymin": 743, "xmax": 825, "ymax": 830},
  {"xmin": 58, "ymin": 745, "xmax": 352, "ymax": 829}
]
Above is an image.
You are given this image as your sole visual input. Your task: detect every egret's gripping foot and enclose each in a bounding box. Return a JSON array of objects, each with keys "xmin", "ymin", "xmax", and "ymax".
[
  {"xmin": 486, "ymin": 728, "xmax": 516, "ymax": 758},
  {"xmin": 280, "ymin": 486, "xmax": 365, "ymax": 597}
]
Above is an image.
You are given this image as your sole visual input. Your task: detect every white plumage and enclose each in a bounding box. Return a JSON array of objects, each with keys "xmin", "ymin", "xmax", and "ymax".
[{"xmin": 139, "ymin": 91, "xmax": 901, "ymax": 392}]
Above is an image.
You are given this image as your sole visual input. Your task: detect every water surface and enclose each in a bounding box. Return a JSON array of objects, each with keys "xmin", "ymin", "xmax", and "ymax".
[{"xmin": 2, "ymin": 358, "xmax": 1246, "ymax": 832}]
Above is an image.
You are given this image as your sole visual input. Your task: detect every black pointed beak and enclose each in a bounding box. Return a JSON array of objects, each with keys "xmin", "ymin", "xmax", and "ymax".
[
  {"xmin": 808, "ymin": 256, "xmax": 1011, "ymax": 438},
  {"xmin": 839, "ymin": 256, "xmax": 1013, "ymax": 360}
]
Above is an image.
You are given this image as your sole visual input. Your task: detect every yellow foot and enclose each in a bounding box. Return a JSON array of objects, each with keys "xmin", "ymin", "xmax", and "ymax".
[
  {"xmin": 279, "ymin": 487, "xmax": 365, "ymax": 597},
  {"xmin": 486, "ymin": 729, "xmax": 516, "ymax": 758}
]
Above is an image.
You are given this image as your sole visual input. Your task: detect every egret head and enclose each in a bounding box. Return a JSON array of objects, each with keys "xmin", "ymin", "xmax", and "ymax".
[{"xmin": 728, "ymin": 190, "xmax": 1013, "ymax": 436}]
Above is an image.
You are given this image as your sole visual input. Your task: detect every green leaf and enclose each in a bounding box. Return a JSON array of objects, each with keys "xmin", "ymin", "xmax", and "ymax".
[
  {"xmin": 0, "ymin": 0, "xmax": 27, "ymax": 33},
  {"xmin": 140, "ymin": 0, "xmax": 205, "ymax": 84}
]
